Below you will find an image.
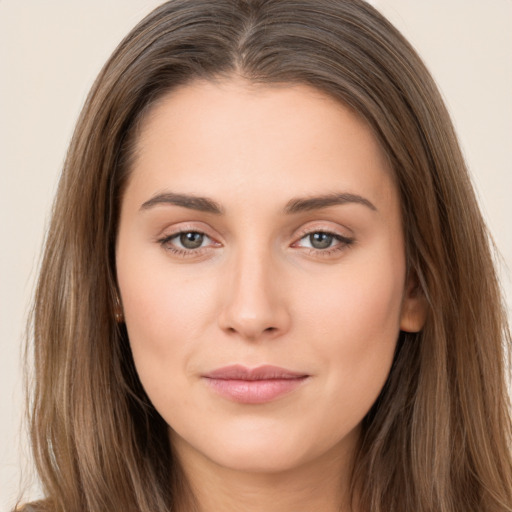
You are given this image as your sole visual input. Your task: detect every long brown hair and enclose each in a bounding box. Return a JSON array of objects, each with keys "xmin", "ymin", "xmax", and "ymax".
[{"xmin": 18, "ymin": 1, "xmax": 512, "ymax": 511}]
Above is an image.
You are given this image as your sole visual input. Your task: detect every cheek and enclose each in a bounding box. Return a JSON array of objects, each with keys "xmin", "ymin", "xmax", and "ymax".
[
  {"xmin": 123, "ymin": 273, "xmax": 212, "ymax": 337},
  {"xmin": 117, "ymin": 254, "xmax": 218, "ymax": 395},
  {"xmin": 300, "ymin": 249, "xmax": 404, "ymax": 337},
  {"xmin": 297, "ymin": 250, "xmax": 404, "ymax": 417}
]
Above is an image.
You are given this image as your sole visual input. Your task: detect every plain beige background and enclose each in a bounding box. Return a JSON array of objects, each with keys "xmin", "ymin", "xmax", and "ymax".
[{"xmin": 1, "ymin": 0, "xmax": 511, "ymax": 508}]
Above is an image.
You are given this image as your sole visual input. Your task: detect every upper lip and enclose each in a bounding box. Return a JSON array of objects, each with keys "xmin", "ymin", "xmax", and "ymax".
[{"xmin": 203, "ymin": 364, "xmax": 308, "ymax": 381}]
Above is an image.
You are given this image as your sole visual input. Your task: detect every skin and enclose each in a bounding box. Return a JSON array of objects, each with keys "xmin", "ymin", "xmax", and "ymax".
[{"xmin": 116, "ymin": 78, "xmax": 426, "ymax": 512}]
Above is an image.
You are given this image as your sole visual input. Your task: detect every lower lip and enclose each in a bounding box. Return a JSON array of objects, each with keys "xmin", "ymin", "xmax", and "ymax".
[{"xmin": 203, "ymin": 377, "xmax": 308, "ymax": 404}]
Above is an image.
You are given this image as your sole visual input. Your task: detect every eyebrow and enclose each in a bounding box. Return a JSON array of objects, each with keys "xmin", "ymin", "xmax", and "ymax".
[
  {"xmin": 140, "ymin": 191, "xmax": 377, "ymax": 215},
  {"xmin": 140, "ymin": 192, "xmax": 223, "ymax": 214},
  {"xmin": 284, "ymin": 193, "xmax": 377, "ymax": 214}
]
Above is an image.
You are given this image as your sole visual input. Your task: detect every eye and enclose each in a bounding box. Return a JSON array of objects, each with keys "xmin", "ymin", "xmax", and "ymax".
[
  {"xmin": 176, "ymin": 231, "xmax": 206, "ymax": 249},
  {"xmin": 158, "ymin": 230, "xmax": 217, "ymax": 254},
  {"xmin": 293, "ymin": 230, "xmax": 354, "ymax": 253},
  {"xmin": 302, "ymin": 232, "xmax": 336, "ymax": 249}
]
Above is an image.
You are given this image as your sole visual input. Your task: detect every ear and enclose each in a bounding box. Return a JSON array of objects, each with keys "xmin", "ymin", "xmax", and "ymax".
[
  {"xmin": 400, "ymin": 272, "xmax": 428, "ymax": 333},
  {"xmin": 113, "ymin": 288, "xmax": 125, "ymax": 324}
]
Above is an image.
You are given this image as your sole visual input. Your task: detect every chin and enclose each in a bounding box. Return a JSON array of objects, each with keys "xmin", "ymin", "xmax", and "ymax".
[
  {"xmin": 170, "ymin": 416, "xmax": 358, "ymax": 476},
  {"xmin": 210, "ymin": 445, "xmax": 310, "ymax": 475}
]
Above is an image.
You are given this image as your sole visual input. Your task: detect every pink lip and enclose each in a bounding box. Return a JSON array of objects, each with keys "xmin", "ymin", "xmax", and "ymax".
[{"xmin": 202, "ymin": 365, "xmax": 309, "ymax": 404}]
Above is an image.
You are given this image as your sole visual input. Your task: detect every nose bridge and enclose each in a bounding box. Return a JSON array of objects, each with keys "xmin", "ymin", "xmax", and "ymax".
[{"xmin": 219, "ymin": 240, "xmax": 289, "ymax": 340}]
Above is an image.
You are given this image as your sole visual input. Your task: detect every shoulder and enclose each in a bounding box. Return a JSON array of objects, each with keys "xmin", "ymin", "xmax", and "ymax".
[{"xmin": 14, "ymin": 501, "xmax": 52, "ymax": 512}]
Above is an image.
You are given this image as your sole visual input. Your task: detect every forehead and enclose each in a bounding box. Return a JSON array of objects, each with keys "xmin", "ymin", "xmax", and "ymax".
[{"xmin": 125, "ymin": 78, "xmax": 397, "ymax": 214}]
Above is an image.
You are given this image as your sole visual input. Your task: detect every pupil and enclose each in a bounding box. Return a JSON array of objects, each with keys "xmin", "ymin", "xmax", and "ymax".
[
  {"xmin": 180, "ymin": 232, "xmax": 204, "ymax": 249},
  {"xmin": 310, "ymin": 232, "xmax": 333, "ymax": 249}
]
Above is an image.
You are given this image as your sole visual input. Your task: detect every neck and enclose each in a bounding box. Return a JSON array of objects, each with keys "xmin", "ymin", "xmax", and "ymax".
[{"xmin": 171, "ymin": 431, "xmax": 359, "ymax": 512}]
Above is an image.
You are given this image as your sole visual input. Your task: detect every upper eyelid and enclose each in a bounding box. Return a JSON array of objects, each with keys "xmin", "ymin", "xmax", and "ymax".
[
  {"xmin": 297, "ymin": 227, "xmax": 345, "ymax": 236},
  {"xmin": 159, "ymin": 230, "xmax": 216, "ymax": 246},
  {"xmin": 293, "ymin": 222, "xmax": 353, "ymax": 239},
  {"xmin": 156, "ymin": 222, "xmax": 217, "ymax": 240},
  {"xmin": 293, "ymin": 232, "xmax": 353, "ymax": 248},
  {"xmin": 155, "ymin": 221, "xmax": 353, "ymax": 243},
  {"xmin": 158, "ymin": 231, "xmax": 218, "ymax": 256}
]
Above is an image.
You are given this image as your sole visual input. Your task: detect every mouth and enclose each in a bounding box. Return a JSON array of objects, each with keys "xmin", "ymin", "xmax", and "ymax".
[{"xmin": 202, "ymin": 364, "xmax": 309, "ymax": 404}]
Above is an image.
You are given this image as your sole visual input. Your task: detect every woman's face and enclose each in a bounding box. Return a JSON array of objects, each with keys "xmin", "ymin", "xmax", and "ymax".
[{"xmin": 116, "ymin": 79, "xmax": 425, "ymax": 475}]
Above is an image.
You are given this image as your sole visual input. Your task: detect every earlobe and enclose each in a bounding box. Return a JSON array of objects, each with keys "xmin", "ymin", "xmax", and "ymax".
[
  {"xmin": 399, "ymin": 274, "xmax": 428, "ymax": 333},
  {"xmin": 114, "ymin": 290, "xmax": 125, "ymax": 324}
]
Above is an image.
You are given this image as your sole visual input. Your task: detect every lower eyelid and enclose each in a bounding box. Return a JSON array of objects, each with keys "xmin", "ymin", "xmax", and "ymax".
[
  {"xmin": 292, "ymin": 231, "xmax": 355, "ymax": 255},
  {"xmin": 164, "ymin": 232, "xmax": 209, "ymax": 246},
  {"xmin": 157, "ymin": 229, "xmax": 223, "ymax": 257},
  {"xmin": 157, "ymin": 227, "xmax": 352, "ymax": 255}
]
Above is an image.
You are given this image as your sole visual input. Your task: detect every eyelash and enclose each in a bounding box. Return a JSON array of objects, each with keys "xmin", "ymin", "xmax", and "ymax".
[
  {"xmin": 157, "ymin": 230, "xmax": 217, "ymax": 258},
  {"xmin": 157, "ymin": 229, "xmax": 355, "ymax": 258},
  {"xmin": 292, "ymin": 230, "xmax": 355, "ymax": 257}
]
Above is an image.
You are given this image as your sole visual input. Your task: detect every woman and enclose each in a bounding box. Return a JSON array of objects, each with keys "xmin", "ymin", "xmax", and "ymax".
[{"xmin": 17, "ymin": 0, "xmax": 512, "ymax": 511}]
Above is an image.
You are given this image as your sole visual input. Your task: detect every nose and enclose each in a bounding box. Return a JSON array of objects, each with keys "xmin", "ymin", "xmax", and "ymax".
[{"xmin": 217, "ymin": 248, "xmax": 291, "ymax": 341}]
